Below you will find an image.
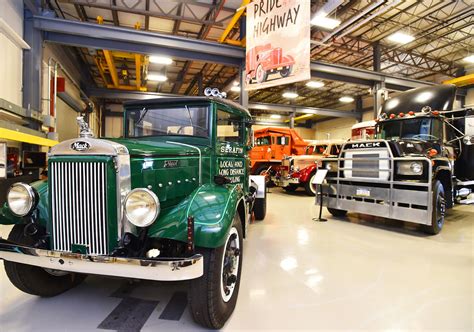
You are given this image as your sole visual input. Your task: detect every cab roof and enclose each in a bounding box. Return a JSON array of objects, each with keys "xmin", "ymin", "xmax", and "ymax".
[{"xmin": 124, "ymin": 96, "xmax": 252, "ymax": 119}]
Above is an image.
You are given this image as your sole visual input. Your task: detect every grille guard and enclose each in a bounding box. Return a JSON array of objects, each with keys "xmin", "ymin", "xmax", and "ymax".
[{"xmin": 0, "ymin": 238, "xmax": 203, "ymax": 281}]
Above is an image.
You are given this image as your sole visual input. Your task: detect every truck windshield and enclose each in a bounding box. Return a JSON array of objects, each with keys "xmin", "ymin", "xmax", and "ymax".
[
  {"xmin": 256, "ymin": 136, "xmax": 271, "ymax": 146},
  {"xmin": 126, "ymin": 105, "xmax": 209, "ymax": 138},
  {"xmin": 377, "ymin": 117, "xmax": 441, "ymax": 141}
]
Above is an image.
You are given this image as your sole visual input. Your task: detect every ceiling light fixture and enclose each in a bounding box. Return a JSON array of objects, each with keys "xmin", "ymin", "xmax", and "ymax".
[
  {"xmin": 149, "ymin": 55, "xmax": 173, "ymax": 65},
  {"xmin": 306, "ymin": 81, "xmax": 325, "ymax": 88},
  {"xmin": 387, "ymin": 32, "xmax": 415, "ymax": 44},
  {"xmin": 230, "ymin": 86, "xmax": 241, "ymax": 92},
  {"xmin": 270, "ymin": 114, "xmax": 281, "ymax": 119},
  {"xmin": 463, "ymin": 54, "xmax": 474, "ymax": 63},
  {"xmin": 282, "ymin": 92, "xmax": 298, "ymax": 99},
  {"xmin": 147, "ymin": 72, "xmax": 168, "ymax": 82},
  {"xmin": 339, "ymin": 96, "xmax": 354, "ymax": 103},
  {"xmin": 311, "ymin": 15, "xmax": 341, "ymax": 30}
]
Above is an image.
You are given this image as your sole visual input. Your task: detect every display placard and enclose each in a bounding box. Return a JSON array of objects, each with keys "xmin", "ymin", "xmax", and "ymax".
[
  {"xmin": 0, "ymin": 142, "xmax": 6, "ymax": 179},
  {"xmin": 312, "ymin": 169, "xmax": 328, "ymax": 185}
]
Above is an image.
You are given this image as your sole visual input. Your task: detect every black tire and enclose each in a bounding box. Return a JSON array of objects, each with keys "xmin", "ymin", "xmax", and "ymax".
[
  {"xmin": 283, "ymin": 184, "xmax": 298, "ymax": 192},
  {"xmin": 253, "ymin": 188, "xmax": 267, "ymax": 221},
  {"xmin": 422, "ymin": 180, "xmax": 445, "ymax": 235},
  {"xmin": 327, "ymin": 208, "xmax": 347, "ymax": 217},
  {"xmin": 189, "ymin": 214, "xmax": 243, "ymax": 329},
  {"xmin": 256, "ymin": 64, "xmax": 268, "ymax": 84},
  {"xmin": 279, "ymin": 65, "xmax": 292, "ymax": 78},
  {"xmin": 304, "ymin": 172, "xmax": 317, "ymax": 196},
  {"xmin": 4, "ymin": 224, "xmax": 86, "ymax": 297}
]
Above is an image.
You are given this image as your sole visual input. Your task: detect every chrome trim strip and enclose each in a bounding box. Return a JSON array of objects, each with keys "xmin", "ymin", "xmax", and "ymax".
[
  {"xmin": 166, "ymin": 141, "xmax": 202, "ymax": 185},
  {"xmin": 0, "ymin": 239, "xmax": 203, "ymax": 281}
]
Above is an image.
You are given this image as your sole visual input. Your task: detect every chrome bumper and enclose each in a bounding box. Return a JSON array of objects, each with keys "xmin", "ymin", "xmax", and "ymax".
[
  {"xmin": 272, "ymin": 176, "xmax": 300, "ymax": 187},
  {"xmin": 0, "ymin": 238, "xmax": 203, "ymax": 281}
]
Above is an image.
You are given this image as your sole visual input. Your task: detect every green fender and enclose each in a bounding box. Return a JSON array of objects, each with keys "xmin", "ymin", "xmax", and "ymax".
[
  {"xmin": 0, "ymin": 180, "xmax": 49, "ymax": 227},
  {"xmin": 148, "ymin": 183, "xmax": 244, "ymax": 248}
]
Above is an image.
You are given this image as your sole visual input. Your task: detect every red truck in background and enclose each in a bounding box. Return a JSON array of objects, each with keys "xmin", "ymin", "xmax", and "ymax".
[
  {"xmin": 249, "ymin": 127, "xmax": 308, "ymax": 177},
  {"xmin": 351, "ymin": 120, "xmax": 376, "ymax": 140},
  {"xmin": 272, "ymin": 141, "xmax": 344, "ymax": 196},
  {"xmin": 246, "ymin": 44, "xmax": 295, "ymax": 84}
]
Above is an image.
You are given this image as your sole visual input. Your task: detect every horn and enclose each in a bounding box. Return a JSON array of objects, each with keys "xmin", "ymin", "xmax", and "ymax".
[
  {"xmin": 211, "ymin": 88, "xmax": 220, "ymax": 97},
  {"xmin": 204, "ymin": 87, "xmax": 212, "ymax": 96}
]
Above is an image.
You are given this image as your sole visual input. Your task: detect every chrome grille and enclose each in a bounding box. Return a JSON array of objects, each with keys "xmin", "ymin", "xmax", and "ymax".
[
  {"xmin": 351, "ymin": 153, "xmax": 379, "ymax": 178},
  {"xmin": 50, "ymin": 161, "xmax": 108, "ymax": 255}
]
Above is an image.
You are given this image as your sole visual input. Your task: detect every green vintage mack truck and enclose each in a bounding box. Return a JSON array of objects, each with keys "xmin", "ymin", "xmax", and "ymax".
[{"xmin": 0, "ymin": 96, "xmax": 266, "ymax": 329}]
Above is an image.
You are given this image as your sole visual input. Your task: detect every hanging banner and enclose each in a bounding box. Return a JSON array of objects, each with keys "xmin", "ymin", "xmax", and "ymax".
[{"xmin": 245, "ymin": 0, "xmax": 311, "ymax": 91}]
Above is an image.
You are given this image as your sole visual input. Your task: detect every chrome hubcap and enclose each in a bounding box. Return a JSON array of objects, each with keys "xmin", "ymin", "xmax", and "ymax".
[{"xmin": 220, "ymin": 227, "xmax": 240, "ymax": 302}]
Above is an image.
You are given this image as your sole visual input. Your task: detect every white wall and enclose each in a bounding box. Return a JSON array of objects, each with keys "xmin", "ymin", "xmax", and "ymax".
[{"xmin": 0, "ymin": 0, "xmax": 24, "ymax": 105}]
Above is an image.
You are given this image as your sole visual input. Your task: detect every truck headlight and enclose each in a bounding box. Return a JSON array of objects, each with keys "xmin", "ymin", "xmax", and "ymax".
[
  {"xmin": 7, "ymin": 183, "xmax": 37, "ymax": 217},
  {"xmin": 397, "ymin": 161, "xmax": 423, "ymax": 175},
  {"xmin": 124, "ymin": 188, "xmax": 160, "ymax": 227},
  {"xmin": 325, "ymin": 161, "xmax": 337, "ymax": 171}
]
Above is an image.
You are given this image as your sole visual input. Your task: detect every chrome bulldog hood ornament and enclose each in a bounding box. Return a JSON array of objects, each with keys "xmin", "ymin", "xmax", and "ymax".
[{"xmin": 77, "ymin": 116, "xmax": 94, "ymax": 138}]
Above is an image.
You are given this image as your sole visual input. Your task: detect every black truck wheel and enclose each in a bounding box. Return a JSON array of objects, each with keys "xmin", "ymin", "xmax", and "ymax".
[
  {"xmin": 279, "ymin": 65, "xmax": 293, "ymax": 78},
  {"xmin": 4, "ymin": 224, "xmax": 86, "ymax": 297},
  {"xmin": 422, "ymin": 180, "xmax": 446, "ymax": 235},
  {"xmin": 284, "ymin": 184, "xmax": 298, "ymax": 192},
  {"xmin": 304, "ymin": 172, "xmax": 317, "ymax": 196},
  {"xmin": 253, "ymin": 188, "xmax": 267, "ymax": 220},
  {"xmin": 189, "ymin": 214, "xmax": 243, "ymax": 329},
  {"xmin": 327, "ymin": 208, "xmax": 347, "ymax": 217}
]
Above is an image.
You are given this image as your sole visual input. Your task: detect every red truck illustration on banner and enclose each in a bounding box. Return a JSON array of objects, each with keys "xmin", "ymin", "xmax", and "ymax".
[{"xmin": 246, "ymin": 44, "xmax": 295, "ymax": 85}]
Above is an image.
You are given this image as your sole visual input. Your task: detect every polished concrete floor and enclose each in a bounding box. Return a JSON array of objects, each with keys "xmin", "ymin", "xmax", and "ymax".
[{"xmin": 0, "ymin": 188, "xmax": 473, "ymax": 331}]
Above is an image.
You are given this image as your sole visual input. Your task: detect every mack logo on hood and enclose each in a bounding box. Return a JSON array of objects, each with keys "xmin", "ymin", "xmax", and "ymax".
[
  {"xmin": 347, "ymin": 142, "xmax": 384, "ymax": 149},
  {"xmin": 164, "ymin": 160, "xmax": 179, "ymax": 168},
  {"xmin": 71, "ymin": 141, "xmax": 91, "ymax": 152}
]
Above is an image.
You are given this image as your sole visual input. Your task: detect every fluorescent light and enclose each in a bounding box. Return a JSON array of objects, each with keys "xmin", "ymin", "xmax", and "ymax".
[
  {"xmin": 306, "ymin": 81, "xmax": 325, "ymax": 88},
  {"xmin": 463, "ymin": 54, "xmax": 474, "ymax": 63},
  {"xmin": 147, "ymin": 72, "xmax": 167, "ymax": 82},
  {"xmin": 387, "ymin": 32, "xmax": 415, "ymax": 44},
  {"xmin": 149, "ymin": 55, "xmax": 173, "ymax": 65},
  {"xmin": 339, "ymin": 96, "xmax": 354, "ymax": 103},
  {"xmin": 311, "ymin": 15, "xmax": 341, "ymax": 30},
  {"xmin": 282, "ymin": 92, "xmax": 298, "ymax": 99},
  {"xmin": 270, "ymin": 114, "xmax": 281, "ymax": 119},
  {"xmin": 230, "ymin": 86, "xmax": 241, "ymax": 92}
]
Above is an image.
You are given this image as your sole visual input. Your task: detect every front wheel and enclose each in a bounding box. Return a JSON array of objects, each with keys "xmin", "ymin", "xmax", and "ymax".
[
  {"xmin": 256, "ymin": 64, "xmax": 268, "ymax": 83},
  {"xmin": 304, "ymin": 172, "xmax": 317, "ymax": 196},
  {"xmin": 284, "ymin": 184, "xmax": 298, "ymax": 192},
  {"xmin": 189, "ymin": 214, "xmax": 243, "ymax": 329},
  {"xmin": 254, "ymin": 188, "xmax": 267, "ymax": 220},
  {"xmin": 422, "ymin": 180, "xmax": 445, "ymax": 235},
  {"xmin": 4, "ymin": 224, "xmax": 86, "ymax": 297},
  {"xmin": 279, "ymin": 65, "xmax": 292, "ymax": 78},
  {"xmin": 327, "ymin": 208, "xmax": 347, "ymax": 217}
]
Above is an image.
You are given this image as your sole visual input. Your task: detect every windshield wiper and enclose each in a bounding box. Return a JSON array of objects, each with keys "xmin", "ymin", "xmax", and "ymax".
[
  {"xmin": 185, "ymin": 105, "xmax": 194, "ymax": 128},
  {"xmin": 136, "ymin": 107, "xmax": 149, "ymax": 125}
]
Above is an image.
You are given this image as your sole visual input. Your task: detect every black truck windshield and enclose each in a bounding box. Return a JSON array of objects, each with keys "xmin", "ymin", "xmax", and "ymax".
[
  {"xmin": 126, "ymin": 105, "xmax": 209, "ymax": 138},
  {"xmin": 377, "ymin": 117, "xmax": 441, "ymax": 141}
]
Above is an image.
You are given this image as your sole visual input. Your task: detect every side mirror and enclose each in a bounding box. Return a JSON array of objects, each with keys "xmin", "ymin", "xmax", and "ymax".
[{"xmin": 463, "ymin": 135, "xmax": 474, "ymax": 145}]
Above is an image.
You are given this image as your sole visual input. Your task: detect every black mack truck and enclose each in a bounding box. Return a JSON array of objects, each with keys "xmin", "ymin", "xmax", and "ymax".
[{"xmin": 321, "ymin": 85, "xmax": 474, "ymax": 234}]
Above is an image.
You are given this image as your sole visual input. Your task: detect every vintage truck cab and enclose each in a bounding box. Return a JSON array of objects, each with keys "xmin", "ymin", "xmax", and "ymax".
[
  {"xmin": 321, "ymin": 85, "xmax": 473, "ymax": 234},
  {"xmin": 249, "ymin": 127, "xmax": 308, "ymax": 177},
  {"xmin": 0, "ymin": 97, "xmax": 266, "ymax": 329},
  {"xmin": 273, "ymin": 141, "xmax": 343, "ymax": 196}
]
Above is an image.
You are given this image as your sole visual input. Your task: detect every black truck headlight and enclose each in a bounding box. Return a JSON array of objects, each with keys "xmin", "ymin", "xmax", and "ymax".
[
  {"xmin": 397, "ymin": 161, "xmax": 423, "ymax": 175},
  {"xmin": 124, "ymin": 188, "xmax": 160, "ymax": 227},
  {"xmin": 7, "ymin": 183, "xmax": 37, "ymax": 216}
]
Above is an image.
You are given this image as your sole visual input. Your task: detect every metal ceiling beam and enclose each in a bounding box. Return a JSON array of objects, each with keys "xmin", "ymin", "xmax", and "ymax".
[
  {"xmin": 310, "ymin": 61, "xmax": 433, "ymax": 91},
  {"xmin": 34, "ymin": 16, "xmax": 244, "ymax": 67},
  {"xmin": 87, "ymin": 88, "xmax": 359, "ymax": 119},
  {"xmin": 247, "ymin": 103, "xmax": 361, "ymax": 119}
]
